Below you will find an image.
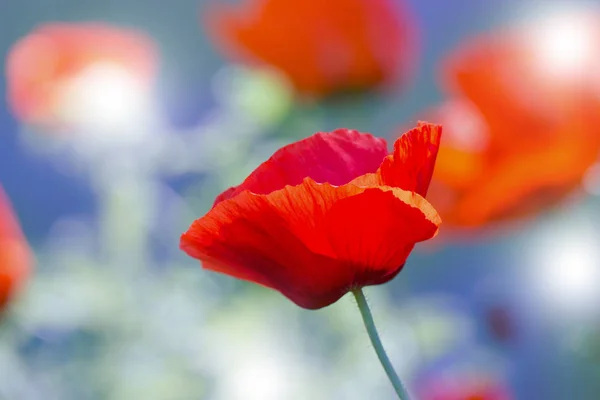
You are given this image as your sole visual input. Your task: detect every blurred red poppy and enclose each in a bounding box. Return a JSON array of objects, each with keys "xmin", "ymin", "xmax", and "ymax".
[
  {"xmin": 423, "ymin": 14, "xmax": 600, "ymax": 228},
  {"xmin": 204, "ymin": 0, "xmax": 417, "ymax": 97},
  {"xmin": 418, "ymin": 374, "xmax": 513, "ymax": 400},
  {"xmin": 0, "ymin": 188, "xmax": 31, "ymax": 311},
  {"xmin": 181, "ymin": 122, "xmax": 441, "ymax": 309},
  {"xmin": 6, "ymin": 22, "xmax": 157, "ymax": 128}
]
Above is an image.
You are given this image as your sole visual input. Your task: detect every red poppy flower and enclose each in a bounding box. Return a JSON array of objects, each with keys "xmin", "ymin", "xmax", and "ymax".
[
  {"xmin": 422, "ymin": 14, "xmax": 600, "ymax": 228},
  {"xmin": 0, "ymin": 188, "xmax": 31, "ymax": 311},
  {"xmin": 180, "ymin": 122, "xmax": 441, "ymax": 309},
  {"xmin": 6, "ymin": 22, "xmax": 157, "ymax": 128},
  {"xmin": 418, "ymin": 374, "xmax": 513, "ymax": 400},
  {"xmin": 203, "ymin": 0, "xmax": 417, "ymax": 96}
]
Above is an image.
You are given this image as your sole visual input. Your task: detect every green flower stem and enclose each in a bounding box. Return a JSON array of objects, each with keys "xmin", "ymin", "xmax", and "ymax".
[{"xmin": 352, "ymin": 288, "xmax": 412, "ymax": 400}]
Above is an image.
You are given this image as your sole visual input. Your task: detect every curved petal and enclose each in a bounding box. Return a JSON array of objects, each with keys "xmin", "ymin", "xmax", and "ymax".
[
  {"xmin": 212, "ymin": 186, "xmax": 238, "ymax": 207},
  {"xmin": 425, "ymin": 98, "xmax": 600, "ymax": 227},
  {"xmin": 322, "ymin": 185, "xmax": 440, "ymax": 287},
  {"xmin": 450, "ymin": 133, "xmax": 595, "ymax": 226},
  {"xmin": 378, "ymin": 121, "xmax": 442, "ymax": 196},
  {"xmin": 181, "ymin": 178, "xmax": 439, "ymax": 309},
  {"xmin": 421, "ymin": 100, "xmax": 488, "ymax": 189},
  {"xmin": 213, "ymin": 129, "xmax": 389, "ymax": 205}
]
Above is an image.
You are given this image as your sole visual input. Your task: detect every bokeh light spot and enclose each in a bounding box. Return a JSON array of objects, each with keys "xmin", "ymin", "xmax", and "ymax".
[
  {"xmin": 531, "ymin": 14, "xmax": 597, "ymax": 80},
  {"xmin": 528, "ymin": 220, "xmax": 600, "ymax": 316},
  {"xmin": 58, "ymin": 62, "xmax": 150, "ymax": 135}
]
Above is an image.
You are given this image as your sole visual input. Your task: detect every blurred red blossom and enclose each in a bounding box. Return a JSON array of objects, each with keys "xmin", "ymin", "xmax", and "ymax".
[
  {"xmin": 0, "ymin": 188, "xmax": 31, "ymax": 312},
  {"xmin": 422, "ymin": 13, "xmax": 600, "ymax": 228},
  {"xmin": 6, "ymin": 22, "xmax": 157, "ymax": 129},
  {"xmin": 181, "ymin": 122, "xmax": 441, "ymax": 309},
  {"xmin": 203, "ymin": 0, "xmax": 417, "ymax": 97},
  {"xmin": 418, "ymin": 374, "xmax": 513, "ymax": 400}
]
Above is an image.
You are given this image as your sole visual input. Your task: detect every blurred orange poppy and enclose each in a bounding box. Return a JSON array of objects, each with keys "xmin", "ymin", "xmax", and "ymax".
[
  {"xmin": 204, "ymin": 0, "xmax": 417, "ymax": 97},
  {"xmin": 424, "ymin": 14, "xmax": 600, "ymax": 228},
  {"xmin": 181, "ymin": 122, "xmax": 441, "ymax": 309},
  {"xmin": 6, "ymin": 22, "xmax": 157, "ymax": 129},
  {"xmin": 0, "ymin": 188, "xmax": 31, "ymax": 312}
]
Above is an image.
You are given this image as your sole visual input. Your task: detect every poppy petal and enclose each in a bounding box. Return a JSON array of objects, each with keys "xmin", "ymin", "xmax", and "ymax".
[
  {"xmin": 204, "ymin": 0, "xmax": 416, "ymax": 96},
  {"xmin": 181, "ymin": 178, "xmax": 439, "ymax": 309},
  {"xmin": 212, "ymin": 186, "xmax": 238, "ymax": 207},
  {"xmin": 0, "ymin": 189, "xmax": 31, "ymax": 310},
  {"xmin": 349, "ymin": 172, "xmax": 380, "ymax": 187},
  {"xmin": 322, "ymin": 185, "xmax": 440, "ymax": 287},
  {"xmin": 452, "ymin": 135, "xmax": 591, "ymax": 226},
  {"xmin": 378, "ymin": 121, "xmax": 442, "ymax": 196},
  {"xmin": 213, "ymin": 129, "xmax": 389, "ymax": 205}
]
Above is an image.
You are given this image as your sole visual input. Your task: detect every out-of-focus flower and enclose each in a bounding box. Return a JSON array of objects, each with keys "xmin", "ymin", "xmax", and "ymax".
[
  {"xmin": 485, "ymin": 304, "xmax": 516, "ymax": 344},
  {"xmin": 181, "ymin": 122, "xmax": 441, "ymax": 309},
  {"xmin": 204, "ymin": 0, "xmax": 417, "ymax": 97},
  {"xmin": 417, "ymin": 373, "xmax": 513, "ymax": 400},
  {"xmin": 423, "ymin": 13, "xmax": 600, "ymax": 228},
  {"xmin": 6, "ymin": 22, "xmax": 157, "ymax": 130},
  {"xmin": 0, "ymin": 188, "xmax": 31, "ymax": 311}
]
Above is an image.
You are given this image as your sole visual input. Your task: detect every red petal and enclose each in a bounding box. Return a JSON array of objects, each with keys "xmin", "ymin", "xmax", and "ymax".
[
  {"xmin": 379, "ymin": 121, "xmax": 442, "ymax": 196},
  {"xmin": 212, "ymin": 186, "xmax": 238, "ymax": 207},
  {"xmin": 439, "ymin": 21, "xmax": 600, "ymax": 152},
  {"xmin": 213, "ymin": 129, "xmax": 389, "ymax": 205},
  {"xmin": 181, "ymin": 178, "xmax": 439, "ymax": 309},
  {"xmin": 322, "ymin": 185, "xmax": 440, "ymax": 286},
  {"xmin": 0, "ymin": 188, "xmax": 31, "ymax": 310}
]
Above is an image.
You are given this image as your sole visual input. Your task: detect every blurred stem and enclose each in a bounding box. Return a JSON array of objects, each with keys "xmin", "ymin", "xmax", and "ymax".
[
  {"xmin": 352, "ymin": 288, "xmax": 411, "ymax": 400},
  {"xmin": 96, "ymin": 167, "xmax": 154, "ymax": 269}
]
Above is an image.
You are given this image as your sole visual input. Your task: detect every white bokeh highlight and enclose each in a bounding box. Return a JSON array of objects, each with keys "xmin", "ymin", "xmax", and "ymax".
[
  {"xmin": 530, "ymin": 13, "xmax": 597, "ymax": 80},
  {"xmin": 58, "ymin": 62, "xmax": 152, "ymax": 140},
  {"xmin": 526, "ymin": 216, "xmax": 600, "ymax": 317}
]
